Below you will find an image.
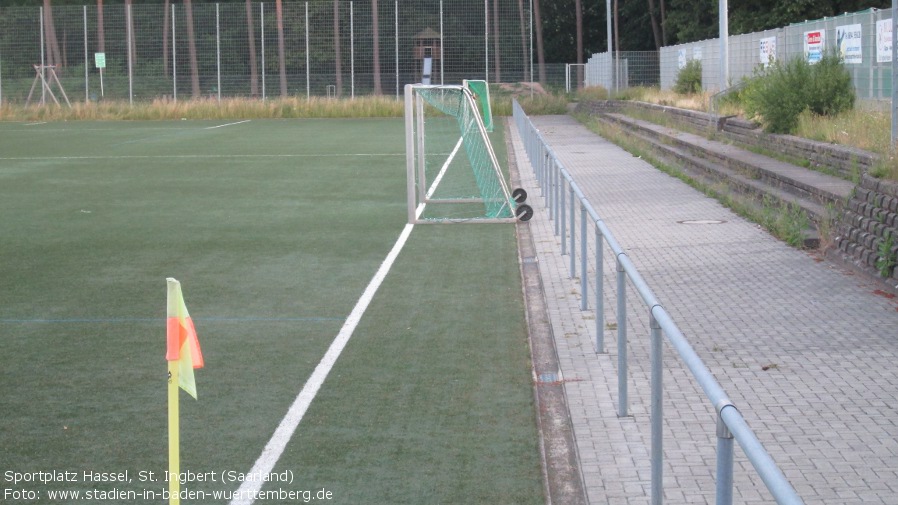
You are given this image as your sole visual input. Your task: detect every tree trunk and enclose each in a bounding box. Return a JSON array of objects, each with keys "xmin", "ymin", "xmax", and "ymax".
[
  {"xmin": 97, "ymin": 0, "xmax": 105, "ymax": 53},
  {"xmin": 333, "ymin": 1, "xmax": 343, "ymax": 97},
  {"xmin": 184, "ymin": 0, "xmax": 201, "ymax": 98},
  {"xmin": 42, "ymin": 1, "xmax": 62, "ymax": 71},
  {"xmin": 517, "ymin": 0, "xmax": 529, "ymax": 82},
  {"xmin": 575, "ymin": 0, "xmax": 583, "ymax": 88},
  {"xmin": 660, "ymin": 0, "xmax": 667, "ymax": 46},
  {"xmin": 276, "ymin": 0, "xmax": 288, "ymax": 97},
  {"xmin": 533, "ymin": 0, "xmax": 545, "ymax": 85},
  {"xmin": 162, "ymin": 0, "xmax": 170, "ymax": 77},
  {"xmin": 647, "ymin": 0, "xmax": 662, "ymax": 51},
  {"xmin": 372, "ymin": 0, "xmax": 382, "ymax": 95},
  {"xmin": 246, "ymin": 0, "xmax": 259, "ymax": 96},
  {"xmin": 492, "ymin": 0, "xmax": 501, "ymax": 82}
]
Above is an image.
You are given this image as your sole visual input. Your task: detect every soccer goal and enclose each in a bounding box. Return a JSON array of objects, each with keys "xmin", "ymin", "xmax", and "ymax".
[{"xmin": 404, "ymin": 83, "xmax": 532, "ymax": 224}]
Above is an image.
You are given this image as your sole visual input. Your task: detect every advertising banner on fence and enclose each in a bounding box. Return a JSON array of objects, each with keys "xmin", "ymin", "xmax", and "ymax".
[
  {"xmin": 760, "ymin": 36, "xmax": 777, "ymax": 67},
  {"xmin": 877, "ymin": 18, "xmax": 892, "ymax": 63},
  {"xmin": 836, "ymin": 23, "xmax": 863, "ymax": 64},
  {"xmin": 805, "ymin": 29, "xmax": 825, "ymax": 64}
]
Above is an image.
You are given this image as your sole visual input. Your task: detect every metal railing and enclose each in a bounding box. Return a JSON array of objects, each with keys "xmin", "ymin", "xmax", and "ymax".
[{"xmin": 512, "ymin": 99, "xmax": 804, "ymax": 505}]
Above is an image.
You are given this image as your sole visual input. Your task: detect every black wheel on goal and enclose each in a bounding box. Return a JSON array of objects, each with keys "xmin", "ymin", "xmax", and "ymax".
[
  {"xmin": 515, "ymin": 204, "xmax": 534, "ymax": 222},
  {"xmin": 512, "ymin": 188, "xmax": 528, "ymax": 204}
]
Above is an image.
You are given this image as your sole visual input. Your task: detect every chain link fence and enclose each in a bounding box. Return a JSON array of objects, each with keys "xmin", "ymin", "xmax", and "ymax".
[
  {"xmin": 0, "ymin": 0, "xmax": 538, "ymax": 104},
  {"xmin": 658, "ymin": 8, "xmax": 893, "ymax": 103}
]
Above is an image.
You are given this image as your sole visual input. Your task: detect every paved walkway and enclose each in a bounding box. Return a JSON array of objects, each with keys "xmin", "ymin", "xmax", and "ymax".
[{"xmin": 508, "ymin": 115, "xmax": 898, "ymax": 505}]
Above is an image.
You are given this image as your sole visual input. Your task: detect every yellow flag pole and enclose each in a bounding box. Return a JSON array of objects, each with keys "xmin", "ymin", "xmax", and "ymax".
[{"xmin": 168, "ymin": 360, "xmax": 181, "ymax": 505}]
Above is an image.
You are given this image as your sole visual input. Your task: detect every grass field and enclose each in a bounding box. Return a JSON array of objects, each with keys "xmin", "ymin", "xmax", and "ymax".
[{"xmin": 0, "ymin": 118, "xmax": 543, "ymax": 503}]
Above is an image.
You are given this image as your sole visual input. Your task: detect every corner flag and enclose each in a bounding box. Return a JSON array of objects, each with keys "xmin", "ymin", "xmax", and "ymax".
[
  {"xmin": 166, "ymin": 277, "xmax": 203, "ymax": 505},
  {"xmin": 166, "ymin": 278, "xmax": 204, "ymax": 399}
]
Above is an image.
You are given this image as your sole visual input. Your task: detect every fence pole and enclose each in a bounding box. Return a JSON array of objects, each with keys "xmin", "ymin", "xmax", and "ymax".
[
  {"xmin": 84, "ymin": 6, "xmax": 88, "ymax": 102},
  {"xmin": 650, "ymin": 312, "xmax": 663, "ymax": 505},
  {"xmin": 439, "ymin": 0, "xmax": 444, "ymax": 84},
  {"xmin": 216, "ymin": 3, "xmax": 221, "ymax": 103},
  {"xmin": 395, "ymin": 1, "xmax": 399, "ymax": 96},
  {"xmin": 606, "ymin": 0, "xmax": 612, "ymax": 95},
  {"xmin": 617, "ymin": 256, "xmax": 628, "ymax": 417},
  {"xmin": 172, "ymin": 3, "xmax": 177, "ymax": 102},
  {"xmin": 306, "ymin": 2, "xmax": 310, "ymax": 100},
  {"xmin": 350, "ymin": 1, "xmax": 355, "ymax": 99},
  {"xmin": 261, "ymin": 3, "xmax": 266, "ymax": 100},
  {"xmin": 891, "ymin": 0, "xmax": 898, "ymax": 149},
  {"xmin": 127, "ymin": 2, "xmax": 133, "ymax": 105},
  {"xmin": 484, "ymin": 0, "xmax": 488, "ymax": 82},
  {"xmin": 40, "ymin": 7, "xmax": 45, "ymax": 105}
]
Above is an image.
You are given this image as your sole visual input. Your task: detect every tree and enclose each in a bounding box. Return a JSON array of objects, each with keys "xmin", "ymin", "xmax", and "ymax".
[
  {"xmin": 647, "ymin": 0, "xmax": 662, "ymax": 50},
  {"xmin": 184, "ymin": 0, "xmax": 201, "ymax": 98},
  {"xmin": 372, "ymin": 0, "xmax": 382, "ymax": 95},
  {"xmin": 42, "ymin": 0, "xmax": 62, "ymax": 70},
  {"xmin": 97, "ymin": 0, "xmax": 105, "ymax": 54},
  {"xmin": 162, "ymin": 0, "xmax": 169, "ymax": 77},
  {"xmin": 333, "ymin": 0, "xmax": 343, "ymax": 96},
  {"xmin": 575, "ymin": 0, "xmax": 582, "ymax": 87},
  {"xmin": 492, "ymin": 0, "xmax": 501, "ymax": 82},
  {"xmin": 533, "ymin": 0, "xmax": 545, "ymax": 85},
  {"xmin": 246, "ymin": 0, "xmax": 259, "ymax": 96},
  {"xmin": 517, "ymin": 0, "xmax": 529, "ymax": 82},
  {"xmin": 276, "ymin": 0, "xmax": 287, "ymax": 97}
]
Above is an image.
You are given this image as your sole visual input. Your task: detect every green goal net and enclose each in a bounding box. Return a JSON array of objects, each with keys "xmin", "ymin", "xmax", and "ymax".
[{"xmin": 404, "ymin": 84, "xmax": 519, "ymax": 223}]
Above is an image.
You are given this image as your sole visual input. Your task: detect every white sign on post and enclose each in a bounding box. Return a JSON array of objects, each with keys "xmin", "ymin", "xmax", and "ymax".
[{"xmin": 94, "ymin": 52, "xmax": 106, "ymax": 98}]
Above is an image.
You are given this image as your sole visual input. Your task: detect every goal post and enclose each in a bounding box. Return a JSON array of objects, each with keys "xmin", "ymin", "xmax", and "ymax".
[{"xmin": 404, "ymin": 83, "xmax": 531, "ymax": 224}]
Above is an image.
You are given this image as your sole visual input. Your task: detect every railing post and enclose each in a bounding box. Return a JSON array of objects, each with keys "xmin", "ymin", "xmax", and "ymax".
[
  {"xmin": 554, "ymin": 160, "xmax": 561, "ymax": 235},
  {"xmin": 595, "ymin": 227, "xmax": 604, "ymax": 353},
  {"xmin": 716, "ymin": 408, "xmax": 735, "ymax": 505},
  {"xmin": 650, "ymin": 312, "xmax": 663, "ymax": 505},
  {"xmin": 580, "ymin": 205, "xmax": 588, "ymax": 310},
  {"xmin": 617, "ymin": 255, "xmax": 628, "ymax": 417},
  {"xmin": 560, "ymin": 179, "xmax": 567, "ymax": 251},
  {"xmin": 569, "ymin": 186, "xmax": 576, "ymax": 278}
]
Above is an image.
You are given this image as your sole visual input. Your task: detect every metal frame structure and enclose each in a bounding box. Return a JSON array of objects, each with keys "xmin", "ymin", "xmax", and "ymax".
[
  {"xmin": 513, "ymin": 99, "xmax": 804, "ymax": 505},
  {"xmin": 405, "ymin": 83, "xmax": 518, "ymax": 225}
]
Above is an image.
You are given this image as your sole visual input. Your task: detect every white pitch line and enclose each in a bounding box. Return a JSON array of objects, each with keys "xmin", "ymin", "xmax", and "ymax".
[
  {"xmin": 24, "ymin": 122, "xmax": 47, "ymax": 126},
  {"xmin": 205, "ymin": 119, "xmax": 251, "ymax": 129},
  {"xmin": 229, "ymin": 220, "xmax": 417, "ymax": 505},
  {"xmin": 0, "ymin": 153, "xmax": 402, "ymax": 161},
  {"xmin": 425, "ymin": 136, "xmax": 463, "ymax": 200}
]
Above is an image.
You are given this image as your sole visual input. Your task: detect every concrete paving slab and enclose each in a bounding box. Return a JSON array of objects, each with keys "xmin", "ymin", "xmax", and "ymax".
[{"xmin": 508, "ymin": 115, "xmax": 898, "ymax": 505}]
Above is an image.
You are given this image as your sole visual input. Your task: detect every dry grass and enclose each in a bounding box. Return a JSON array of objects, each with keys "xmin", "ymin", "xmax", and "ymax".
[
  {"xmin": 611, "ymin": 86, "xmax": 898, "ymax": 180},
  {"xmin": 794, "ymin": 108, "xmax": 890, "ymax": 155},
  {"xmin": 0, "ymin": 95, "xmax": 405, "ymax": 121}
]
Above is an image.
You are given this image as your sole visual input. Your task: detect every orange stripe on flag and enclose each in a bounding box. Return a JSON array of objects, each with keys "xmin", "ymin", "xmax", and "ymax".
[{"xmin": 166, "ymin": 316, "xmax": 204, "ymax": 368}]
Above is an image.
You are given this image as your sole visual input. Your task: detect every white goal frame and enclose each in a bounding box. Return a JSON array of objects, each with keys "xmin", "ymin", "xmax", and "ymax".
[{"xmin": 404, "ymin": 83, "xmax": 518, "ymax": 224}]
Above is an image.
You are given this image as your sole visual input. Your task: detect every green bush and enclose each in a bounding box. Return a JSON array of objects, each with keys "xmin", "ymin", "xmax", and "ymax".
[
  {"xmin": 741, "ymin": 53, "xmax": 855, "ymax": 133},
  {"xmin": 674, "ymin": 59, "xmax": 703, "ymax": 94},
  {"xmin": 806, "ymin": 53, "xmax": 855, "ymax": 116}
]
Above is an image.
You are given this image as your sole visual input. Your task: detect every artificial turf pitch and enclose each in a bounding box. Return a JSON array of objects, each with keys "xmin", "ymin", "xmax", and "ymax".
[{"xmin": 0, "ymin": 119, "xmax": 543, "ymax": 504}]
